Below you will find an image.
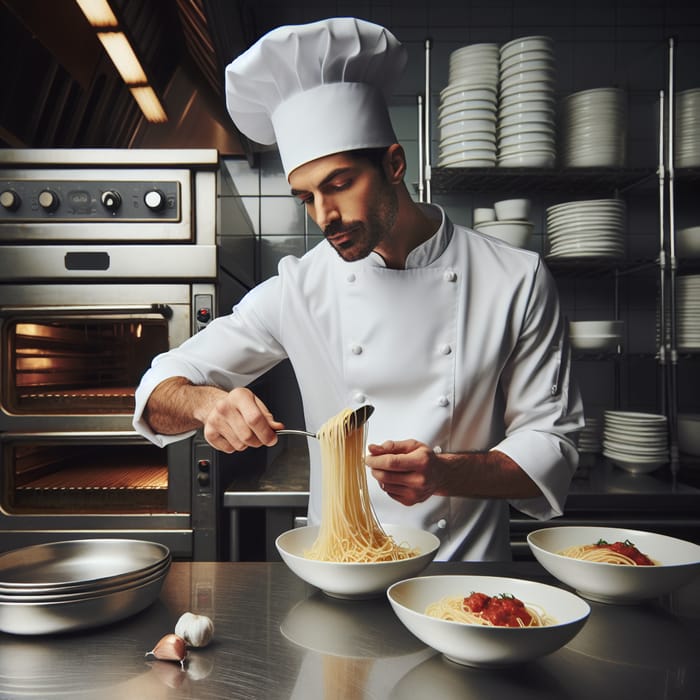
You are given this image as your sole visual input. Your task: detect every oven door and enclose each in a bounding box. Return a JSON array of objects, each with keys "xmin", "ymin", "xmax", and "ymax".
[
  {"xmin": 0, "ymin": 283, "xmax": 214, "ymax": 432},
  {"xmin": 0, "ymin": 431, "xmax": 199, "ymax": 556}
]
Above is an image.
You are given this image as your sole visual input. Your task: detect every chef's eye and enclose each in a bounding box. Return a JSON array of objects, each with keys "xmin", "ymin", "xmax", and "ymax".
[{"xmin": 295, "ymin": 194, "xmax": 313, "ymax": 206}]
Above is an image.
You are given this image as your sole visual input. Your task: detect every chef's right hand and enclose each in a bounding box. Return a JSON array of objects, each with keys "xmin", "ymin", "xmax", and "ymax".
[{"xmin": 202, "ymin": 386, "xmax": 284, "ymax": 453}]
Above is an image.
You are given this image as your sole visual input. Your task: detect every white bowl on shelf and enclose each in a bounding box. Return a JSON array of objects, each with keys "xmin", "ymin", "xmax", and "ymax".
[
  {"xmin": 677, "ymin": 226, "xmax": 700, "ymax": 257},
  {"xmin": 494, "ymin": 198, "xmax": 531, "ymax": 220},
  {"xmin": 677, "ymin": 413, "xmax": 700, "ymax": 455},
  {"xmin": 569, "ymin": 320, "xmax": 624, "ymax": 337},
  {"xmin": 473, "ymin": 207, "xmax": 496, "ymax": 225},
  {"xmin": 474, "ymin": 220, "xmax": 534, "ymax": 247}
]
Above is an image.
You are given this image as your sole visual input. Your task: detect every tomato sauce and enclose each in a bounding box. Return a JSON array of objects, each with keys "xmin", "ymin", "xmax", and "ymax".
[
  {"xmin": 594, "ymin": 539, "xmax": 654, "ymax": 565},
  {"xmin": 463, "ymin": 592, "xmax": 534, "ymax": 627}
]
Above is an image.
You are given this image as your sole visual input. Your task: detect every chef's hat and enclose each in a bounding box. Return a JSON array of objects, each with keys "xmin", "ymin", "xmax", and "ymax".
[{"xmin": 225, "ymin": 17, "xmax": 407, "ymax": 178}]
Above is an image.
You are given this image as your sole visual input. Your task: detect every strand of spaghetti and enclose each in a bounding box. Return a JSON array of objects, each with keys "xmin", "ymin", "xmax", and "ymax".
[
  {"xmin": 304, "ymin": 407, "xmax": 418, "ymax": 562},
  {"xmin": 558, "ymin": 544, "xmax": 640, "ymax": 565}
]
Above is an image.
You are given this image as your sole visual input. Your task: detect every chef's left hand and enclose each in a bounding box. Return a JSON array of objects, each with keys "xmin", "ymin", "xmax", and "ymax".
[{"xmin": 365, "ymin": 439, "xmax": 445, "ymax": 506}]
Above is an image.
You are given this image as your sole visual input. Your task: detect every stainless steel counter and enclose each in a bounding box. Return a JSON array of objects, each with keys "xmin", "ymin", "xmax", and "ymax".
[
  {"xmin": 224, "ymin": 448, "xmax": 700, "ymax": 560},
  {"xmin": 1, "ymin": 560, "xmax": 698, "ymax": 699}
]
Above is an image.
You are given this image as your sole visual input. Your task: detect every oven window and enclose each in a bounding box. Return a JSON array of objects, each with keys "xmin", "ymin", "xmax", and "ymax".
[
  {"xmin": 5, "ymin": 318, "xmax": 169, "ymax": 414},
  {"xmin": 4, "ymin": 442, "xmax": 169, "ymax": 514}
]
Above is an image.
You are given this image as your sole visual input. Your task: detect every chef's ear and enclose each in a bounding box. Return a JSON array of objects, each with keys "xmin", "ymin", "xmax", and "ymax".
[{"xmin": 383, "ymin": 143, "xmax": 406, "ymax": 184}]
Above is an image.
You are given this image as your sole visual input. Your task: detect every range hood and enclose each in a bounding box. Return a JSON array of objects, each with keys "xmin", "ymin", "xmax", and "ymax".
[{"xmin": 0, "ymin": 0, "xmax": 258, "ymax": 156}]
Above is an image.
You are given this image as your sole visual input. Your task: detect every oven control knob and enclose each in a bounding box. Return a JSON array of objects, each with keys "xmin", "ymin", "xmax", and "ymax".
[
  {"xmin": 0, "ymin": 189, "xmax": 21, "ymax": 211},
  {"xmin": 196, "ymin": 307, "xmax": 212, "ymax": 324},
  {"xmin": 38, "ymin": 189, "xmax": 60, "ymax": 212},
  {"xmin": 101, "ymin": 190, "xmax": 122, "ymax": 213},
  {"xmin": 144, "ymin": 188, "xmax": 166, "ymax": 211}
]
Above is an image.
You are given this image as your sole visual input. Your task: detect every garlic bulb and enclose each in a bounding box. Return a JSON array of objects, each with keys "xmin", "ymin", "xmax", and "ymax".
[{"xmin": 174, "ymin": 611, "xmax": 215, "ymax": 648}]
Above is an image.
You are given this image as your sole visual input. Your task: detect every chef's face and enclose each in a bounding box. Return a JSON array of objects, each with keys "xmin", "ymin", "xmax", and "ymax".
[{"xmin": 289, "ymin": 149, "xmax": 399, "ymax": 262}]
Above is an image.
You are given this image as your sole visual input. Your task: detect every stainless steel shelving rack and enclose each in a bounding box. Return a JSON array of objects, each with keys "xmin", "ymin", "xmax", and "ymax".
[{"xmin": 416, "ymin": 34, "xmax": 691, "ymax": 478}]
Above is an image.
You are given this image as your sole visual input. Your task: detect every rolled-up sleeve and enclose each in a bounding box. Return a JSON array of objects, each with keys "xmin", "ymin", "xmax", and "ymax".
[
  {"xmin": 494, "ymin": 259, "xmax": 583, "ymax": 519},
  {"xmin": 132, "ymin": 278, "xmax": 287, "ymax": 446}
]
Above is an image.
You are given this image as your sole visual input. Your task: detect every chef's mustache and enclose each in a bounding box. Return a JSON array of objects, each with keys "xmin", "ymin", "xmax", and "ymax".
[{"xmin": 324, "ymin": 220, "xmax": 361, "ymax": 238}]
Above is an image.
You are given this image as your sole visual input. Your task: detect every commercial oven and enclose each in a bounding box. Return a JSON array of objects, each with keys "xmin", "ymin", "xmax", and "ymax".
[{"xmin": 0, "ymin": 149, "xmax": 246, "ymax": 560}]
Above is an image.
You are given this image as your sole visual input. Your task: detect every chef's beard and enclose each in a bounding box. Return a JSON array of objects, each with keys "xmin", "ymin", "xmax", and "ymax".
[{"xmin": 324, "ymin": 184, "xmax": 399, "ymax": 263}]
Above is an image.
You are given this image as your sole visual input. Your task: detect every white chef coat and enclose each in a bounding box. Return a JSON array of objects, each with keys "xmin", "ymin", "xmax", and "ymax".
[{"xmin": 133, "ymin": 204, "xmax": 583, "ymax": 561}]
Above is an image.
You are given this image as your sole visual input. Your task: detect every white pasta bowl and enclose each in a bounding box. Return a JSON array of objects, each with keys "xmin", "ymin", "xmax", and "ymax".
[
  {"xmin": 678, "ymin": 413, "xmax": 700, "ymax": 456},
  {"xmin": 494, "ymin": 198, "xmax": 531, "ymax": 221},
  {"xmin": 528, "ymin": 526, "xmax": 700, "ymax": 604},
  {"xmin": 386, "ymin": 574, "xmax": 590, "ymax": 668},
  {"xmin": 474, "ymin": 220, "xmax": 534, "ymax": 247},
  {"xmin": 275, "ymin": 524, "xmax": 440, "ymax": 599}
]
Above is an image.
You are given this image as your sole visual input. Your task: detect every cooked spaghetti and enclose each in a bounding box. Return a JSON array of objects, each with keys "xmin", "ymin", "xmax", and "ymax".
[
  {"xmin": 558, "ymin": 539, "xmax": 658, "ymax": 566},
  {"xmin": 425, "ymin": 592, "xmax": 555, "ymax": 627},
  {"xmin": 303, "ymin": 407, "xmax": 419, "ymax": 563}
]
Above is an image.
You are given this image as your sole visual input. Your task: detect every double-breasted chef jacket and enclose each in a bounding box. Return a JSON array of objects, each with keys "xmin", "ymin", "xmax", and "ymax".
[{"xmin": 134, "ymin": 204, "xmax": 584, "ymax": 561}]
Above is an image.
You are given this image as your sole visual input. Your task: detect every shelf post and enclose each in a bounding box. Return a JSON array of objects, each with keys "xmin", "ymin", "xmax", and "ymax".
[{"xmin": 424, "ymin": 37, "xmax": 432, "ymax": 203}]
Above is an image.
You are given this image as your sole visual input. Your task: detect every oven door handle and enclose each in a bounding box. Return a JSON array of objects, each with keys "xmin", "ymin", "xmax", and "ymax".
[{"xmin": 0, "ymin": 303, "xmax": 173, "ymax": 318}]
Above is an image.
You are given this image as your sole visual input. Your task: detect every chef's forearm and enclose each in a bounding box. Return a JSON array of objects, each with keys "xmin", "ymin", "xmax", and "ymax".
[
  {"xmin": 437, "ymin": 449, "xmax": 542, "ymax": 499},
  {"xmin": 143, "ymin": 376, "xmax": 228, "ymax": 435}
]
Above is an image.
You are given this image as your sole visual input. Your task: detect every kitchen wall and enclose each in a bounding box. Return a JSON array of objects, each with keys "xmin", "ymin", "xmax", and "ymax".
[{"xmin": 217, "ymin": 0, "xmax": 700, "ymax": 435}]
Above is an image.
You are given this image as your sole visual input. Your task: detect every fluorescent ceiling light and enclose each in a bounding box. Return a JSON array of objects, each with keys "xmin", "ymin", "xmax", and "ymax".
[
  {"xmin": 97, "ymin": 31, "xmax": 148, "ymax": 84},
  {"xmin": 75, "ymin": 0, "xmax": 118, "ymax": 27},
  {"xmin": 129, "ymin": 86, "xmax": 168, "ymax": 123}
]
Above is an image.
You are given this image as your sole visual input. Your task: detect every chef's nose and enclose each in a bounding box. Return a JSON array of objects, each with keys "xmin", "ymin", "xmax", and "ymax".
[{"xmin": 314, "ymin": 194, "xmax": 340, "ymax": 231}]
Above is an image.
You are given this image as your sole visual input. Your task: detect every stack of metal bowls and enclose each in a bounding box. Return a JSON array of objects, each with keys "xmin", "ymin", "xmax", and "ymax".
[{"xmin": 0, "ymin": 538, "xmax": 171, "ymax": 635}]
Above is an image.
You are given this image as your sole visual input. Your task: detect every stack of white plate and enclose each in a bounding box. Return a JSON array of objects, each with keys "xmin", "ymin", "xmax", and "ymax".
[
  {"xmin": 561, "ymin": 88, "xmax": 627, "ymax": 167},
  {"xmin": 602, "ymin": 411, "xmax": 669, "ymax": 474},
  {"xmin": 675, "ymin": 88, "xmax": 700, "ymax": 168},
  {"xmin": 677, "ymin": 274, "xmax": 700, "ymax": 350},
  {"xmin": 437, "ymin": 43, "xmax": 500, "ymax": 167},
  {"xmin": 578, "ymin": 416, "xmax": 602, "ymax": 455},
  {"xmin": 0, "ymin": 538, "xmax": 171, "ymax": 635},
  {"xmin": 497, "ymin": 35, "xmax": 556, "ymax": 167},
  {"xmin": 545, "ymin": 198, "xmax": 626, "ymax": 259}
]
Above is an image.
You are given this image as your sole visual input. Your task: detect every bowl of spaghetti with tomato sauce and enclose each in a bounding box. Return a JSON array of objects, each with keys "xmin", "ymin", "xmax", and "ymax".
[
  {"xmin": 528, "ymin": 526, "xmax": 700, "ymax": 604},
  {"xmin": 386, "ymin": 575, "xmax": 590, "ymax": 667}
]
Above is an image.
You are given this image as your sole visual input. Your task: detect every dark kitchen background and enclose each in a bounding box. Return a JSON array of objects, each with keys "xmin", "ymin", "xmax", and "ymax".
[{"xmin": 1, "ymin": 0, "xmax": 699, "ymax": 561}]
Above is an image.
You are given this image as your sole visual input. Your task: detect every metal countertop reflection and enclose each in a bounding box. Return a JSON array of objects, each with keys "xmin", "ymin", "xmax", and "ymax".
[{"xmin": 0, "ymin": 560, "xmax": 698, "ymax": 700}]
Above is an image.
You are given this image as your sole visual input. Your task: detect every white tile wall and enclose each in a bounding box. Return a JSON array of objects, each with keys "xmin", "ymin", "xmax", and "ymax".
[{"xmin": 219, "ymin": 0, "xmax": 700, "ymax": 423}]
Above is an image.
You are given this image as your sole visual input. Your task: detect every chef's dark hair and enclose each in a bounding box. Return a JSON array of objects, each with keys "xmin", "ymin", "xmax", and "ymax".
[{"xmin": 348, "ymin": 146, "xmax": 391, "ymax": 172}]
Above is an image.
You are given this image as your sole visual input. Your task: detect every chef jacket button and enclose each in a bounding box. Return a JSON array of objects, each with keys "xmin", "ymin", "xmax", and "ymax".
[
  {"xmin": 353, "ymin": 392, "xmax": 366, "ymax": 404},
  {"xmin": 443, "ymin": 270, "xmax": 457, "ymax": 282},
  {"xmin": 347, "ymin": 273, "xmax": 356, "ymax": 283},
  {"xmin": 439, "ymin": 344, "xmax": 452, "ymax": 355},
  {"xmin": 437, "ymin": 519, "xmax": 447, "ymax": 529},
  {"xmin": 351, "ymin": 344, "xmax": 363, "ymax": 355},
  {"xmin": 437, "ymin": 395, "xmax": 449, "ymax": 407}
]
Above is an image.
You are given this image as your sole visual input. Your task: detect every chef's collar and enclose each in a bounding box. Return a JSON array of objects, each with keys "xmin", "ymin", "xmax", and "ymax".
[{"xmin": 367, "ymin": 203, "xmax": 451, "ymax": 269}]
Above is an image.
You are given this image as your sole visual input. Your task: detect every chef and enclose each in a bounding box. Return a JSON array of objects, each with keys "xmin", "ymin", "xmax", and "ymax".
[{"xmin": 133, "ymin": 17, "xmax": 584, "ymax": 561}]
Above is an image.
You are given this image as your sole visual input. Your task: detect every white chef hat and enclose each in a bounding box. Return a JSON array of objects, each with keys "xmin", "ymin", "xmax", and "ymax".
[{"xmin": 225, "ymin": 17, "xmax": 407, "ymax": 179}]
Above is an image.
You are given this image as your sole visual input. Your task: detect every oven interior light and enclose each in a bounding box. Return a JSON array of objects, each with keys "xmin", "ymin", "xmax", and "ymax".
[{"xmin": 135, "ymin": 323, "xmax": 143, "ymax": 339}]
